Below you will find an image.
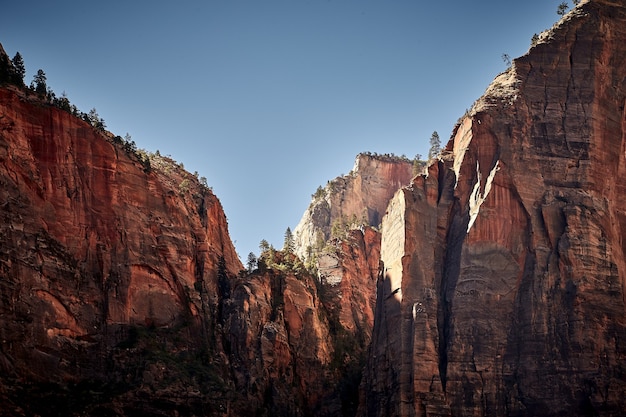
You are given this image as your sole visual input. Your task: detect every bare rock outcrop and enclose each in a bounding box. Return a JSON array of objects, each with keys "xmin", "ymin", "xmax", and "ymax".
[{"xmin": 362, "ymin": 1, "xmax": 626, "ymax": 416}]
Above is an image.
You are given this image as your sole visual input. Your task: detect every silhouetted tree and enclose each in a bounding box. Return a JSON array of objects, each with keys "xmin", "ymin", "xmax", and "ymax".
[
  {"xmin": 11, "ymin": 52, "xmax": 25, "ymax": 83},
  {"xmin": 557, "ymin": 2, "xmax": 569, "ymax": 16},
  {"xmin": 246, "ymin": 252, "xmax": 257, "ymax": 272},
  {"xmin": 87, "ymin": 107, "xmax": 106, "ymax": 131},
  {"xmin": 531, "ymin": 33, "xmax": 540, "ymax": 47},
  {"xmin": 54, "ymin": 91, "xmax": 72, "ymax": 112},
  {"xmin": 259, "ymin": 239, "xmax": 270, "ymax": 254},
  {"xmin": 502, "ymin": 53, "xmax": 512, "ymax": 67},
  {"xmin": 33, "ymin": 69, "xmax": 47, "ymax": 95}
]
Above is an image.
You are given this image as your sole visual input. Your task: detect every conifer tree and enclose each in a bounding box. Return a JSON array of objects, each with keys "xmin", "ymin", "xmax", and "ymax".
[
  {"xmin": 33, "ymin": 69, "xmax": 47, "ymax": 95},
  {"xmin": 259, "ymin": 239, "xmax": 270, "ymax": 254},
  {"xmin": 428, "ymin": 131, "xmax": 441, "ymax": 160},
  {"xmin": 246, "ymin": 252, "xmax": 257, "ymax": 272},
  {"xmin": 11, "ymin": 52, "xmax": 25, "ymax": 83},
  {"xmin": 283, "ymin": 227, "xmax": 295, "ymax": 254}
]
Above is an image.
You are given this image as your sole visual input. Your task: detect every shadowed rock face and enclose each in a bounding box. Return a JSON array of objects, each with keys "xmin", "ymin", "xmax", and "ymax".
[{"xmin": 362, "ymin": 1, "xmax": 626, "ymax": 416}]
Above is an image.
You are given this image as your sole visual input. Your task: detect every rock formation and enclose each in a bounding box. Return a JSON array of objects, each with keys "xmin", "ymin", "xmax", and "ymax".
[
  {"xmin": 361, "ymin": 1, "xmax": 626, "ymax": 415},
  {"xmin": 0, "ymin": 54, "xmax": 385, "ymax": 414},
  {"xmin": 0, "ymin": 71, "xmax": 245, "ymax": 414},
  {"xmin": 293, "ymin": 153, "xmax": 414, "ymax": 261},
  {"xmin": 1, "ymin": 0, "xmax": 626, "ymax": 415}
]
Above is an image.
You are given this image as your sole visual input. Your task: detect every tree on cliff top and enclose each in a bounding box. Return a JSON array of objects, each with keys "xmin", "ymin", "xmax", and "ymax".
[
  {"xmin": 246, "ymin": 252, "xmax": 257, "ymax": 272},
  {"xmin": 11, "ymin": 52, "xmax": 25, "ymax": 84},
  {"xmin": 283, "ymin": 227, "xmax": 295, "ymax": 254},
  {"xmin": 32, "ymin": 69, "xmax": 47, "ymax": 95},
  {"xmin": 0, "ymin": 48, "xmax": 23, "ymax": 85},
  {"xmin": 428, "ymin": 131, "xmax": 441, "ymax": 160}
]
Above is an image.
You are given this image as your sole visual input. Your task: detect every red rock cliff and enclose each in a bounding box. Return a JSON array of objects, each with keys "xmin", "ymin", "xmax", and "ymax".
[
  {"xmin": 293, "ymin": 153, "xmax": 412, "ymax": 370},
  {"xmin": 362, "ymin": 1, "xmax": 626, "ymax": 416},
  {"xmin": 294, "ymin": 152, "xmax": 414, "ymax": 260},
  {"xmin": 0, "ymin": 81, "xmax": 243, "ymax": 414}
]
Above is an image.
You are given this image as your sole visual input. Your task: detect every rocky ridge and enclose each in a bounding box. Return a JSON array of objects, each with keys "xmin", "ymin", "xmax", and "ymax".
[{"xmin": 0, "ymin": 74, "xmax": 250, "ymax": 414}]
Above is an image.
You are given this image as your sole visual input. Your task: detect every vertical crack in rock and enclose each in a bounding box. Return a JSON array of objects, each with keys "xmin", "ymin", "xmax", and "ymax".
[{"xmin": 438, "ymin": 202, "xmax": 470, "ymax": 393}]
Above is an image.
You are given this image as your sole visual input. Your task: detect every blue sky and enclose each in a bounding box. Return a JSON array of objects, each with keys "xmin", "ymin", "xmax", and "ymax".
[{"xmin": 1, "ymin": 1, "xmax": 565, "ymax": 259}]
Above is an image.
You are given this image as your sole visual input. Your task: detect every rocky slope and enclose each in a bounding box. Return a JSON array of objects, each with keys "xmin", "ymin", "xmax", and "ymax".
[{"xmin": 361, "ymin": 1, "xmax": 626, "ymax": 416}]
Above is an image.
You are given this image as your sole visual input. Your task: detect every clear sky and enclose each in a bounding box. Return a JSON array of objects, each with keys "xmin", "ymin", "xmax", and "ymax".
[{"xmin": 1, "ymin": 1, "xmax": 565, "ymax": 259}]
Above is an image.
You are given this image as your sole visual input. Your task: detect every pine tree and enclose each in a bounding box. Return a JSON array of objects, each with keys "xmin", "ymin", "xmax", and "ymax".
[
  {"xmin": 33, "ymin": 69, "xmax": 47, "ymax": 95},
  {"xmin": 246, "ymin": 252, "xmax": 257, "ymax": 272},
  {"xmin": 11, "ymin": 52, "xmax": 25, "ymax": 83},
  {"xmin": 428, "ymin": 131, "xmax": 441, "ymax": 160},
  {"xmin": 259, "ymin": 239, "xmax": 270, "ymax": 254},
  {"xmin": 283, "ymin": 227, "xmax": 295, "ymax": 254}
]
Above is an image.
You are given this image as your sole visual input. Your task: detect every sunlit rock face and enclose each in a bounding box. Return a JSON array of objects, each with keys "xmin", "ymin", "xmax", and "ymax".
[
  {"xmin": 293, "ymin": 152, "xmax": 414, "ymax": 261},
  {"xmin": 323, "ymin": 227, "xmax": 381, "ymax": 340},
  {"xmin": 362, "ymin": 1, "xmax": 626, "ymax": 416},
  {"xmin": 0, "ymin": 78, "xmax": 243, "ymax": 413}
]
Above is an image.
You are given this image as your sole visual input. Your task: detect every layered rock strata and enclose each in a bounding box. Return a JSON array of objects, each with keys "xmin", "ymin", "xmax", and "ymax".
[{"xmin": 362, "ymin": 1, "xmax": 626, "ymax": 415}]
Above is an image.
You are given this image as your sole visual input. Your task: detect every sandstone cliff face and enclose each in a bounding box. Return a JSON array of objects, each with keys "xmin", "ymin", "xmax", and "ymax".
[
  {"xmin": 0, "ymin": 82, "xmax": 243, "ymax": 415},
  {"xmin": 318, "ymin": 227, "xmax": 380, "ymax": 339},
  {"xmin": 0, "ymin": 68, "xmax": 383, "ymax": 415},
  {"xmin": 293, "ymin": 153, "xmax": 414, "ymax": 261},
  {"xmin": 218, "ymin": 244, "xmax": 377, "ymax": 416},
  {"xmin": 290, "ymin": 153, "xmax": 404, "ymax": 416},
  {"xmin": 362, "ymin": 1, "xmax": 626, "ymax": 416},
  {"xmin": 224, "ymin": 265, "xmax": 332, "ymax": 416}
]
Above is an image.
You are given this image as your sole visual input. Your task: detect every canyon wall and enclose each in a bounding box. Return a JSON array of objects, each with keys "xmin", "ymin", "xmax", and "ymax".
[
  {"xmin": 1, "ymin": 0, "xmax": 626, "ymax": 415},
  {"xmin": 362, "ymin": 1, "xmax": 626, "ymax": 415},
  {"xmin": 293, "ymin": 153, "xmax": 414, "ymax": 261},
  {"xmin": 0, "ymin": 81, "xmax": 246, "ymax": 415},
  {"xmin": 0, "ymin": 73, "xmax": 384, "ymax": 415}
]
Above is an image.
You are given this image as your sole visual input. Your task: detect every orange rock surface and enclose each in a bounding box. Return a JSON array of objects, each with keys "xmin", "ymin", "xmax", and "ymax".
[{"xmin": 0, "ymin": 82, "xmax": 242, "ymax": 411}]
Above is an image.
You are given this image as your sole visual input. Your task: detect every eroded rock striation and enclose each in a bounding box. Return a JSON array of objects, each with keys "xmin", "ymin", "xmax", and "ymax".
[{"xmin": 362, "ymin": 1, "xmax": 626, "ymax": 416}]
